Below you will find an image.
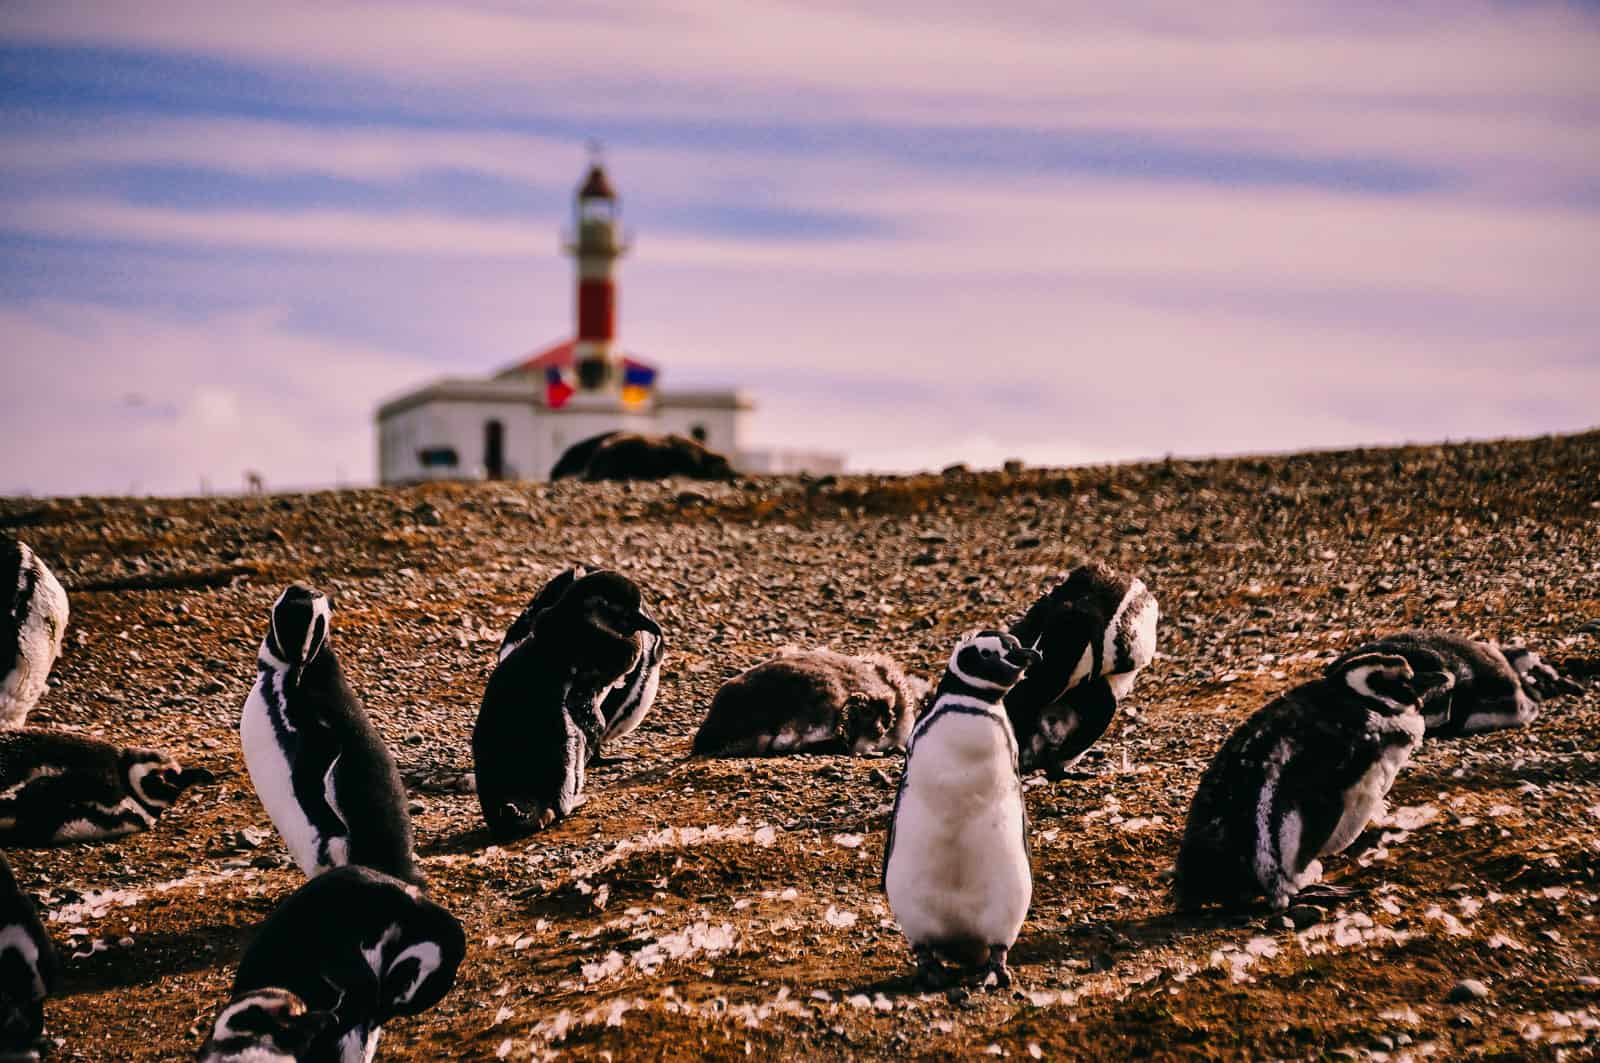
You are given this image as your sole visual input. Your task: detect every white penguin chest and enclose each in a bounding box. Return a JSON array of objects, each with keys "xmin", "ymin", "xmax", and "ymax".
[
  {"xmin": 241, "ymin": 677, "xmax": 327, "ymax": 876},
  {"xmin": 887, "ymin": 711, "xmax": 1031, "ymax": 948},
  {"xmin": 0, "ymin": 564, "xmax": 68, "ymax": 728},
  {"xmin": 1322, "ymin": 729, "xmax": 1419, "ymax": 857}
]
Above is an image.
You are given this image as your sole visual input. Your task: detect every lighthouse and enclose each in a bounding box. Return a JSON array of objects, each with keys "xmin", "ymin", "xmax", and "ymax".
[
  {"xmin": 374, "ymin": 155, "xmax": 844, "ymax": 485},
  {"xmin": 567, "ymin": 156, "xmax": 629, "ymax": 392}
]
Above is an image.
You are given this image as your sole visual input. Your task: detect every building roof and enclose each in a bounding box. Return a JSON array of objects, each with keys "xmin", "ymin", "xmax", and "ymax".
[
  {"xmin": 578, "ymin": 164, "xmax": 617, "ymax": 200},
  {"xmin": 375, "ymin": 374, "xmax": 750, "ymax": 420},
  {"xmin": 493, "ymin": 338, "xmax": 661, "ymax": 382}
]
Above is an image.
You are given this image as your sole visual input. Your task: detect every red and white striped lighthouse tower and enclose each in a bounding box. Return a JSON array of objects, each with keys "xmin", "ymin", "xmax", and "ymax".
[{"xmin": 566, "ymin": 153, "xmax": 629, "ymax": 392}]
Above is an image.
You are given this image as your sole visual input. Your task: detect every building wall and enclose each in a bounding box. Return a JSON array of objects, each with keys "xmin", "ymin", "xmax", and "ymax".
[
  {"xmin": 737, "ymin": 448, "xmax": 847, "ymax": 476},
  {"xmin": 651, "ymin": 405, "xmax": 745, "ymax": 456},
  {"xmin": 378, "ymin": 400, "xmax": 543, "ymax": 484}
]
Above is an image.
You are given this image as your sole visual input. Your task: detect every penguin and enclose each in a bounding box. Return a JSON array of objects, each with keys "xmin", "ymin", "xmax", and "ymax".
[
  {"xmin": 198, "ymin": 866, "xmax": 463, "ymax": 1063},
  {"xmin": 196, "ymin": 988, "xmax": 334, "ymax": 1063},
  {"xmin": 0, "ymin": 729, "xmax": 212, "ymax": 846},
  {"xmin": 692, "ymin": 647, "xmax": 927, "ymax": 757},
  {"xmin": 0, "ymin": 538, "xmax": 69, "ymax": 730},
  {"xmin": 499, "ymin": 565, "xmax": 665, "ymax": 763},
  {"xmin": 241, "ymin": 585, "xmax": 418, "ymax": 883},
  {"xmin": 1327, "ymin": 631, "xmax": 1583, "ymax": 738},
  {"xmin": 475, "ymin": 570, "xmax": 661, "ymax": 837},
  {"xmin": 1174, "ymin": 653, "xmax": 1452, "ymax": 912},
  {"xmin": 1004, "ymin": 562, "xmax": 1159, "ymax": 778},
  {"xmin": 0, "ymin": 853, "xmax": 59, "ymax": 1062},
  {"xmin": 883, "ymin": 630, "xmax": 1041, "ymax": 989}
]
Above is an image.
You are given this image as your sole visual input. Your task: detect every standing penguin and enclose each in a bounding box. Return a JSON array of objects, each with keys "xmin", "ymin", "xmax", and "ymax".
[
  {"xmin": 241, "ymin": 585, "xmax": 418, "ymax": 882},
  {"xmin": 1327, "ymin": 631, "xmax": 1582, "ymax": 738},
  {"xmin": 1, "ymin": 538, "xmax": 69, "ymax": 730},
  {"xmin": 498, "ymin": 565, "xmax": 665, "ymax": 763},
  {"xmin": 1005, "ymin": 562, "xmax": 1158, "ymax": 777},
  {"xmin": 693, "ymin": 647, "xmax": 926, "ymax": 757},
  {"xmin": 475, "ymin": 570, "xmax": 661, "ymax": 837},
  {"xmin": 198, "ymin": 865, "xmax": 463, "ymax": 1063},
  {"xmin": 0, "ymin": 729, "xmax": 211, "ymax": 846},
  {"xmin": 884, "ymin": 630, "xmax": 1041, "ymax": 988},
  {"xmin": 0, "ymin": 853, "xmax": 59, "ymax": 1060},
  {"xmin": 1174, "ymin": 653, "xmax": 1452, "ymax": 912}
]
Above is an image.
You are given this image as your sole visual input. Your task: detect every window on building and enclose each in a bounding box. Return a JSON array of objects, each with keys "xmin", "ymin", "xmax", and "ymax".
[
  {"xmin": 418, "ymin": 446, "xmax": 459, "ymax": 468},
  {"xmin": 484, "ymin": 420, "xmax": 506, "ymax": 479}
]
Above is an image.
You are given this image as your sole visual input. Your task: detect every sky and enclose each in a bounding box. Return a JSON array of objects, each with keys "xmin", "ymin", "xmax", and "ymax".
[{"xmin": 1, "ymin": 1, "xmax": 1597, "ymax": 496}]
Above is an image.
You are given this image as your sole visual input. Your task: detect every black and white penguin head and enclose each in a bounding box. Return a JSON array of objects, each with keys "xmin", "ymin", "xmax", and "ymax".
[
  {"xmin": 265, "ymin": 584, "xmax": 333, "ymax": 667},
  {"xmin": 198, "ymin": 988, "xmax": 335, "ymax": 1062},
  {"xmin": 948, "ymin": 630, "xmax": 1043, "ymax": 695},
  {"xmin": 1329, "ymin": 652, "xmax": 1453, "ymax": 716},
  {"xmin": 120, "ymin": 749, "xmax": 213, "ymax": 814},
  {"xmin": 1501, "ymin": 645, "xmax": 1583, "ymax": 701},
  {"xmin": 539, "ymin": 570, "xmax": 662, "ymax": 674}
]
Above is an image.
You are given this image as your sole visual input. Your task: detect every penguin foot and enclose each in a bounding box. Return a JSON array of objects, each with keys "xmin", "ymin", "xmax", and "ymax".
[
  {"xmin": 980, "ymin": 946, "xmax": 1012, "ymax": 990},
  {"xmin": 1293, "ymin": 883, "xmax": 1360, "ymax": 908},
  {"xmin": 912, "ymin": 946, "xmax": 950, "ymax": 990}
]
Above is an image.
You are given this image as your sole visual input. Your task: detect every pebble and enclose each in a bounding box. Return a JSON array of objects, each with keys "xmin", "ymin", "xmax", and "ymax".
[{"xmin": 1446, "ymin": 978, "xmax": 1489, "ymax": 1003}]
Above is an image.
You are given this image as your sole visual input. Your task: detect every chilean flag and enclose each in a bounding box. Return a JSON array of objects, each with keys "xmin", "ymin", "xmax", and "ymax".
[{"xmin": 545, "ymin": 365, "xmax": 574, "ymax": 409}]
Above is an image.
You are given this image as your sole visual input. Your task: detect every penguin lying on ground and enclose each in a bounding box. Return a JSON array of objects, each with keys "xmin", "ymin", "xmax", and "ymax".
[
  {"xmin": 475, "ymin": 570, "xmax": 661, "ymax": 837},
  {"xmin": 0, "ymin": 852, "xmax": 58, "ymax": 1061},
  {"xmin": 198, "ymin": 865, "xmax": 463, "ymax": 1063},
  {"xmin": 499, "ymin": 566, "xmax": 665, "ymax": 763},
  {"xmin": 1174, "ymin": 653, "xmax": 1452, "ymax": 912},
  {"xmin": 242, "ymin": 585, "xmax": 418, "ymax": 882},
  {"xmin": 0, "ymin": 730, "xmax": 211, "ymax": 846},
  {"xmin": 693, "ymin": 647, "xmax": 926, "ymax": 756},
  {"xmin": 1005, "ymin": 562, "xmax": 1158, "ymax": 777},
  {"xmin": 1327, "ymin": 630, "xmax": 1582, "ymax": 737},
  {"xmin": 553, "ymin": 431, "xmax": 736, "ymax": 482},
  {"xmin": 1, "ymin": 538, "xmax": 69, "ymax": 730},
  {"xmin": 884, "ymin": 630, "xmax": 1040, "ymax": 989}
]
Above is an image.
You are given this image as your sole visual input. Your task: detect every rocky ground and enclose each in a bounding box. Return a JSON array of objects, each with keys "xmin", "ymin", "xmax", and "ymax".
[{"xmin": 4, "ymin": 429, "xmax": 1599, "ymax": 1062}]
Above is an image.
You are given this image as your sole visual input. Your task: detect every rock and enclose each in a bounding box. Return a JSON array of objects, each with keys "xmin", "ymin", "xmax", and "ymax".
[
  {"xmin": 412, "ymin": 502, "xmax": 444, "ymax": 526},
  {"xmin": 1012, "ymin": 535, "xmax": 1042, "ymax": 550},
  {"xmin": 1446, "ymin": 978, "xmax": 1488, "ymax": 1003}
]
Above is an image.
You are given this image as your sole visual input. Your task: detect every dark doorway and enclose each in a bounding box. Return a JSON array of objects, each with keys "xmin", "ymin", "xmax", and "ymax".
[{"xmin": 484, "ymin": 420, "xmax": 505, "ymax": 479}]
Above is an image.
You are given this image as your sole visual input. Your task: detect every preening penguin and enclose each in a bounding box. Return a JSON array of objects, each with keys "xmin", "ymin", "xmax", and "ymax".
[
  {"xmin": 1328, "ymin": 631, "xmax": 1582, "ymax": 738},
  {"xmin": 884, "ymin": 631, "xmax": 1040, "ymax": 989},
  {"xmin": 241, "ymin": 585, "xmax": 418, "ymax": 883},
  {"xmin": 1005, "ymin": 563, "xmax": 1158, "ymax": 777},
  {"xmin": 499, "ymin": 566, "xmax": 665, "ymax": 763},
  {"xmin": 1174, "ymin": 653, "xmax": 1452, "ymax": 912},
  {"xmin": 475, "ymin": 570, "xmax": 661, "ymax": 837},
  {"xmin": 693, "ymin": 647, "xmax": 927, "ymax": 757},
  {"xmin": 199, "ymin": 866, "xmax": 463, "ymax": 1063},
  {"xmin": 0, "ymin": 538, "xmax": 69, "ymax": 730},
  {"xmin": 0, "ymin": 730, "xmax": 211, "ymax": 846},
  {"xmin": 0, "ymin": 853, "xmax": 59, "ymax": 1061}
]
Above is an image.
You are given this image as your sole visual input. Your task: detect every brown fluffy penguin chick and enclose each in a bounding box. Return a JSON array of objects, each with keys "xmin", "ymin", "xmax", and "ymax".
[{"xmin": 693, "ymin": 647, "xmax": 928, "ymax": 756}]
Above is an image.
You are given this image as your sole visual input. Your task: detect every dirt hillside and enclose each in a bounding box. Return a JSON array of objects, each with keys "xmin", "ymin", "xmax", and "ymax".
[{"xmin": 5, "ymin": 430, "xmax": 1599, "ymax": 1061}]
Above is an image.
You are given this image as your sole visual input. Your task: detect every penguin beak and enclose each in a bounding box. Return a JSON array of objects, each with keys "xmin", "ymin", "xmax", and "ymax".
[
  {"xmin": 174, "ymin": 767, "xmax": 217, "ymax": 790},
  {"xmin": 635, "ymin": 611, "xmax": 662, "ymax": 639},
  {"xmin": 1009, "ymin": 646, "xmax": 1044, "ymax": 670}
]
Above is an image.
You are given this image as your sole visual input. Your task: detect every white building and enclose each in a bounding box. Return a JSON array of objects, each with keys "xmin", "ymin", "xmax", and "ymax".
[{"xmin": 375, "ymin": 160, "xmax": 843, "ymax": 484}]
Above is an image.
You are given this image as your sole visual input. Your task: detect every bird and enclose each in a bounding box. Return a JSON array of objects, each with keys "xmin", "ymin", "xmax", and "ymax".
[
  {"xmin": 1174, "ymin": 653, "xmax": 1451, "ymax": 911},
  {"xmin": 1005, "ymin": 562, "xmax": 1158, "ymax": 777},
  {"xmin": 884, "ymin": 630, "xmax": 1041, "ymax": 989},
  {"xmin": 499, "ymin": 565, "xmax": 665, "ymax": 763},
  {"xmin": 198, "ymin": 866, "xmax": 464, "ymax": 1063},
  {"xmin": 475, "ymin": 569, "xmax": 661, "ymax": 836},
  {"xmin": 241, "ymin": 584, "xmax": 418, "ymax": 882},
  {"xmin": 0, "ymin": 537, "xmax": 69, "ymax": 730},
  {"xmin": 1327, "ymin": 630, "xmax": 1582, "ymax": 737},
  {"xmin": 0, "ymin": 852, "xmax": 59, "ymax": 1060},
  {"xmin": 693, "ymin": 647, "xmax": 926, "ymax": 756},
  {"xmin": 0, "ymin": 729, "xmax": 211, "ymax": 846}
]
